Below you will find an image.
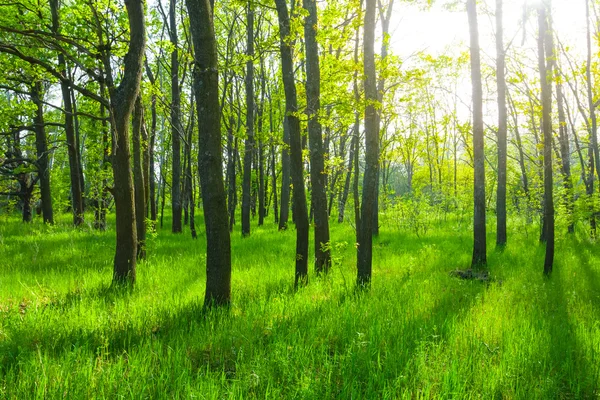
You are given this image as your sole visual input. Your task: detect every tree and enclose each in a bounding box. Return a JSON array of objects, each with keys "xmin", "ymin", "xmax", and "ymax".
[
  {"xmin": 303, "ymin": 0, "xmax": 331, "ymax": 274},
  {"xmin": 49, "ymin": 0, "xmax": 84, "ymax": 227},
  {"xmin": 357, "ymin": 0, "xmax": 379, "ymax": 287},
  {"xmin": 274, "ymin": 0, "xmax": 309, "ymax": 287},
  {"xmin": 467, "ymin": 0, "xmax": 486, "ymax": 268},
  {"xmin": 495, "ymin": 0, "xmax": 507, "ymax": 247},
  {"xmin": 538, "ymin": 1, "xmax": 554, "ymax": 275},
  {"xmin": 186, "ymin": 0, "xmax": 232, "ymax": 306},
  {"xmin": 168, "ymin": 0, "xmax": 183, "ymax": 234},
  {"xmin": 31, "ymin": 82, "xmax": 53, "ymax": 224},
  {"xmin": 242, "ymin": 1, "xmax": 255, "ymax": 237},
  {"xmin": 109, "ymin": 0, "xmax": 146, "ymax": 284}
]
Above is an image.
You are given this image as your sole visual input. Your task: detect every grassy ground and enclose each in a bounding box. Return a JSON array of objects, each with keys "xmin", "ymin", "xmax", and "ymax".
[{"xmin": 1, "ymin": 211, "xmax": 599, "ymax": 399}]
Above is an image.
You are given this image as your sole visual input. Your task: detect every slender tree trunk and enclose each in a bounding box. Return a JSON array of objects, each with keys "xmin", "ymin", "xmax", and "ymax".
[
  {"xmin": 145, "ymin": 61, "xmax": 158, "ymax": 224},
  {"xmin": 279, "ymin": 116, "xmax": 291, "ymax": 229},
  {"xmin": 31, "ymin": 82, "xmax": 54, "ymax": 224},
  {"xmin": 467, "ymin": 0, "xmax": 487, "ymax": 267},
  {"xmin": 586, "ymin": 0, "xmax": 600, "ymax": 183},
  {"xmin": 357, "ymin": 0, "xmax": 378, "ymax": 287},
  {"xmin": 50, "ymin": 0, "xmax": 84, "ymax": 226},
  {"xmin": 258, "ymin": 65, "xmax": 266, "ymax": 226},
  {"xmin": 275, "ymin": 0, "xmax": 309, "ymax": 288},
  {"xmin": 133, "ymin": 96, "xmax": 146, "ymax": 259},
  {"xmin": 187, "ymin": 93, "xmax": 198, "ymax": 239},
  {"xmin": 496, "ymin": 0, "xmax": 507, "ymax": 246},
  {"xmin": 242, "ymin": 1, "xmax": 255, "ymax": 237},
  {"xmin": 169, "ymin": 0, "xmax": 183, "ymax": 234},
  {"xmin": 109, "ymin": 0, "xmax": 145, "ymax": 285},
  {"xmin": 538, "ymin": 1, "xmax": 554, "ymax": 275},
  {"xmin": 186, "ymin": 0, "xmax": 232, "ymax": 307},
  {"xmin": 339, "ymin": 128, "xmax": 355, "ymax": 223},
  {"xmin": 303, "ymin": 0, "xmax": 331, "ymax": 274},
  {"xmin": 227, "ymin": 113, "xmax": 237, "ymax": 232}
]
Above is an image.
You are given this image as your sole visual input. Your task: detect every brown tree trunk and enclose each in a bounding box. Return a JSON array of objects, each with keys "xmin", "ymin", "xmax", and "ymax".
[
  {"xmin": 31, "ymin": 82, "xmax": 54, "ymax": 224},
  {"xmin": 496, "ymin": 0, "xmax": 507, "ymax": 247},
  {"xmin": 275, "ymin": 0, "xmax": 309, "ymax": 288},
  {"xmin": 227, "ymin": 113, "xmax": 237, "ymax": 232},
  {"xmin": 303, "ymin": 0, "xmax": 331, "ymax": 274},
  {"xmin": 467, "ymin": 0, "xmax": 487, "ymax": 267},
  {"xmin": 186, "ymin": 0, "xmax": 232, "ymax": 307},
  {"xmin": 109, "ymin": 0, "xmax": 145, "ymax": 285},
  {"xmin": 357, "ymin": 0, "xmax": 378, "ymax": 287},
  {"xmin": 538, "ymin": 1, "xmax": 554, "ymax": 275}
]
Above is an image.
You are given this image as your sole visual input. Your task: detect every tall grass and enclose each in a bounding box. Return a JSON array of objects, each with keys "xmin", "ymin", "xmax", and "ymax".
[{"xmin": 0, "ymin": 212, "xmax": 599, "ymax": 398}]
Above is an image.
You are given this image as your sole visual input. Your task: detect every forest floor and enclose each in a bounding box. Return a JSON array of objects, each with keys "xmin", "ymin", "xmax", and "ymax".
[{"xmin": 1, "ymin": 211, "xmax": 600, "ymax": 399}]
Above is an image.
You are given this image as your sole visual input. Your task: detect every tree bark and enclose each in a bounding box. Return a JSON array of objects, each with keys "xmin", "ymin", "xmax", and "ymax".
[
  {"xmin": 495, "ymin": 0, "xmax": 507, "ymax": 247},
  {"xmin": 145, "ymin": 60, "xmax": 158, "ymax": 224},
  {"xmin": 467, "ymin": 0, "xmax": 487, "ymax": 267},
  {"xmin": 169, "ymin": 0, "xmax": 183, "ymax": 234},
  {"xmin": 31, "ymin": 82, "xmax": 54, "ymax": 224},
  {"xmin": 109, "ymin": 0, "xmax": 145, "ymax": 285},
  {"xmin": 242, "ymin": 1, "xmax": 255, "ymax": 237},
  {"xmin": 186, "ymin": 0, "xmax": 232, "ymax": 307},
  {"xmin": 133, "ymin": 96, "xmax": 146, "ymax": 259},
  {"xmin": 538, "ymin": 1, "xmax": 554, "ymax": 275},
  {"xmin": 50, "ymin": 0, "xmax": 84, "ymax": 226},
  {"xmin": 275, "ymin": 0, "xmax": 309, "ymax": 288},
  {"xmin": 279, "ymin": 115, "xmax": 291, "ymax": 230},
  {"xmin": 357, "ymin": 0, "xmax": 378, "ymax": 287},
  {"xmin": 303, "ymin": 0, "xmax": 331, "ymax": 274}
]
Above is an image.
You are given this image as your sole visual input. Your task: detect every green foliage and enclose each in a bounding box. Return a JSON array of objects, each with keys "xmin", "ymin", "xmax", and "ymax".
[{"xmin": 1, "ymin": 213, "xmax": 600, "ymax": 398}]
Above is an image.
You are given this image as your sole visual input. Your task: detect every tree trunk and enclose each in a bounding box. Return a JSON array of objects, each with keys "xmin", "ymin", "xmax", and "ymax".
[
  {"xmin": 279, "ymin": 116, "xmax": 291, "ymax": 230},
  {"xmin": 109, "ymin": 0, "xmax": 145, "ymax": 285},
  {"xmin": 31, "ymin": 82, "xmax": 54, "ymax": 224},
  {"xmin": 258, "ymin": 66, "xmax": 266, "ymax": 226},
  {"xmin": 227, "ymin": 114, "xmax": 237, "ymax": 232},
  {"xmin": 275, "ymin": 0, "xmax": 309, "ymax": 288},
  {"xmin": 50, "ymin": 0, "xmax": 84, "ymax": 226},
  {"xmin": 145, "ymin": 61, "xmax": 158, "ymax": 224},
  {"xmin": 170, "ymin": 0, "xmax": 182, "ymax": 234},
  {"xmin": 538, "ymin": 1, "xmax": 554, "ymax": 275},
  {"xmin": 303, "ymin": 0, "xmax": 331, "ymax": 274},
  {"xmin": 186, "ymin": 0, "xmax": 232, "ymax": 307},
  {"xmin": 467, "ymin": 0, "xmax": 487, "ymax": 267},
  {"xmin": 495, "ymin": 0, "xmax": 507, "ymax": 247},
  {"xmin": 133, "ymin": 96, "xmax": 146, "ymax": 259},
  {"xmin": 242, "ymin": 1, "xmax": 255, "ymax": 237},
  {"xmin": 357, "ymin": 0, "xmax": 378, "ymax": 287}
]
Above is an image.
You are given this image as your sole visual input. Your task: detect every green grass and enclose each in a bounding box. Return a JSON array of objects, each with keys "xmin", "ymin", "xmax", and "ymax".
[{"xmin": 1, "ymin": 211, "xmax": 600, "ymax": 398}]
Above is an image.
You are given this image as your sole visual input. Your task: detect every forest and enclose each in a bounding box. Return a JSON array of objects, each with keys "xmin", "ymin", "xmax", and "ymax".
[{"xmin": 1, "ymin": 0, "xmax": 600, "ymax": 397}]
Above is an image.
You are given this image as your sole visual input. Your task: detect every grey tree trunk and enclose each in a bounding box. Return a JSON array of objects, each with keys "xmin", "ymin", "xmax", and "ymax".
[
  {"xmin": 242, "ymin": 2, "xmax": 255, "ymax": 237},
  {"xmin": 495, "ymin": 0, "xmax": 507, "ymax": 247},
  {"xmin": 109, "ymin": 0, "xmax": 145, "ymax": 285},
  {"xmin": 170, "ymin": 0, "xmax": 182, "ymax": 234},
  {"xmin": 467, "ymin": 0, "xmax": 487, "ymax": 267},
  {"xmin": 50, "ymin": 0, "xmax": 84, "ymax": 226},
  {"xmin": 303, "ymin": 0, "xmax": 331, "ymax": 274},
  {"xmin": 275, "ymin": 0, "xmax": 309, "ymax": 288},
  {"xmin": 186, "ymin": 0, "xmax": 232, "ymax": 307},
  {"xmin": 538, "ymin": 1, "xmax": 554, "ymax": 275},
  {"xmin": 133, "ymin": 96, "xmax": 147, "ymax": 259},
  {"xmin": 357, "ymin": 0, "xmax": 379, "ymax": 287},
  {"xmin": 31, "ymin": 82, "xmax": 54, "ymax": 224}
]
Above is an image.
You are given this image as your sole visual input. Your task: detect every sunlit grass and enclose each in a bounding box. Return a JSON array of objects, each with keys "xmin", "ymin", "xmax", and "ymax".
[{"xmin": 0, "ymin": 211, "xmax": 599, "ymax": 398}]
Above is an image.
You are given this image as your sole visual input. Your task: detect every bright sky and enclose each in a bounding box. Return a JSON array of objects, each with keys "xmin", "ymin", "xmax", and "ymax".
[{"xmin": 388, "ymin": 0, "xmax": 588, "ymax": 60}]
